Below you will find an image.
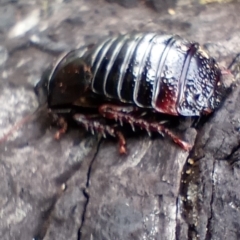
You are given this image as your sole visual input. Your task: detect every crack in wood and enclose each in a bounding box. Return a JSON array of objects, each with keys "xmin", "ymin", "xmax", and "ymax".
[
  {"xmin": 205, "ymin": 158, "xmax": 215, "ymax": 240},
  {"xmin": 78, "ymin": 139, "xmax": 102, "ymax": 240}
]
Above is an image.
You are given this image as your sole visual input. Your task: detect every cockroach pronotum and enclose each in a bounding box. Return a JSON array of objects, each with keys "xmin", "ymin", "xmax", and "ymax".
[{"xmin": 4, "ymin": 32, "xmax": 234, "ymax": 153}]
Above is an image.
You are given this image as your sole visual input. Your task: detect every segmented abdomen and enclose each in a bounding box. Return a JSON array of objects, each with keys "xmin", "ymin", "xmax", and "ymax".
[{"xmin": 82, "ymin": 32, "xmax": 220, "ymax": 116}]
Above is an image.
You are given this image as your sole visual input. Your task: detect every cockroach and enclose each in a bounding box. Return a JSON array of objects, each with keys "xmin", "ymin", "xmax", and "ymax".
[{"xmin": 7, "ymin": 32, "xmax": 235, "ymax": 153}]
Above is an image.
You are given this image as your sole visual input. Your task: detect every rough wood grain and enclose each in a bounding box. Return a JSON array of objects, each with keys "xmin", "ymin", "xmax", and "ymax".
[{"xmin": 0, "ymin": 1, "xmax": 240, "ymax": 240}]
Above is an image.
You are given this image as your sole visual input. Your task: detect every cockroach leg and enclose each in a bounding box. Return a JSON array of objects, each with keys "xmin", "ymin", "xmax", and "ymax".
[
  {"xmin": 99, "ymin": 104, "xmax": 192, "ymax": 151},
  {"xmin": 54, "ymin": 117, "xmax": 68, "ymax": 140},
  {"xmin": 115, "ymin": 131, "xmax": 127, "ymax": 154},
  {"xmin": 73, "ymin": 114, "xmax": 127, "ymax": 154}
]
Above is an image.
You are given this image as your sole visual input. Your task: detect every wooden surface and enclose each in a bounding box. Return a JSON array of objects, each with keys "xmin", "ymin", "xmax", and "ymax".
[{"xmin": 0, "ymin": 1, "xmax": 240, "ymax": 240}]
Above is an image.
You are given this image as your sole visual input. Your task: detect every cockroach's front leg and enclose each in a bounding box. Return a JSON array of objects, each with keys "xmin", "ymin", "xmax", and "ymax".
[
  {"xmin": 98, "ymin": 104, "xmax": 192, "ymax": 151},
  {"xmin": 73, "ymin": 114, "xmax": 127, "ymax": 154},
  {"xmin": 53, "ymin": 116, "xmax": 68, "ymax": 140}
]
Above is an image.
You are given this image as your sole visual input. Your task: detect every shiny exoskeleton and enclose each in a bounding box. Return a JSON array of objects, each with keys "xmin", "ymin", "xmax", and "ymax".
[{"xmin": 35, "ymin": 32, "xmax": 232, "ymax": 153}]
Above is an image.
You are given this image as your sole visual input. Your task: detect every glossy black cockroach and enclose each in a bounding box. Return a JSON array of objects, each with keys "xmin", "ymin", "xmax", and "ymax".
[{"xmin": 34, "ymin": 32, "xmax": 233, "ymax": 153}]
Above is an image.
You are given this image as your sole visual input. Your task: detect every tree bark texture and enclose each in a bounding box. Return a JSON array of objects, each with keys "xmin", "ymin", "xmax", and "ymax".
[{"xmin": 0, "ymin": 1, "xmax": 240, "ymax": 240}]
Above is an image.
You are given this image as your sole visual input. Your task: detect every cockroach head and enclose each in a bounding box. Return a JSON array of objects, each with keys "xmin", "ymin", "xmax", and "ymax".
[
  {"xmin": 34, "ymin": 67, "xmax": 52, "ymax": 106},
  {"xmin": 35, "ymin": 52, "xmax": 93, "ymax": 109}
]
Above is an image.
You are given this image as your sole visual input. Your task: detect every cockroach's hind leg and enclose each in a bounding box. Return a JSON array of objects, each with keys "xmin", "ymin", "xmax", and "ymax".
[{"xmin": 98, "ymin": 103, "xmax": 192, "ymax": 151}]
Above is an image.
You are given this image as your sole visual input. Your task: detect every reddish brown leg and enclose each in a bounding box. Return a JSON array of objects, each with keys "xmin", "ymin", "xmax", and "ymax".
[
  {"xmin": 99, "ymin": 104, "xmax": 192, "ymax": 151},
  {"xmin": 54, "ymin": 117, "xmax": 68, "ymax": 140},
  {"xmin": 73, "ymin": 114, "xmax": 127, "ymax": 154}
]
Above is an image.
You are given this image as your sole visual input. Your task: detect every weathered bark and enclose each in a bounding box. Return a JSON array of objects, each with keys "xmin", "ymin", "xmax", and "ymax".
[{"xmin": 0, "ymin": 1, "xmax": 240, "ymax": 240}]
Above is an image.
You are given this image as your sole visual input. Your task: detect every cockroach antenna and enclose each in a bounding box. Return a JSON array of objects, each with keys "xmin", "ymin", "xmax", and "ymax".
[{"xmin": 0, "ymin": 104, "xmax": 47, "ymax": 144}]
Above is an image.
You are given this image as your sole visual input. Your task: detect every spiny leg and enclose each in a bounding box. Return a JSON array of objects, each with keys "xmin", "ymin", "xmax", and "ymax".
[
  {"xmin": 73, "ymin": 114, "xmax": 127, "ymax": 154},
  {"xmin": 99, "ymin": 104, "xmax": 192, "ymax": 151}
]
